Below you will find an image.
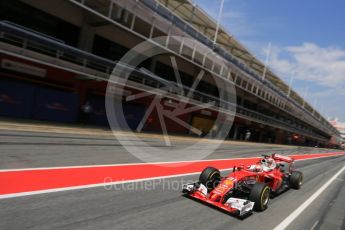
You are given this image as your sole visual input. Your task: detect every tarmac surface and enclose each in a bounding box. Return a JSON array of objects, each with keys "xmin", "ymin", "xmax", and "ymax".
[
  {"xmin": 0, "ymin": 125, "xmax": 344, "ymax": 230},
  {"xmin": 0, "ymin": 129, "xmax": 334, "ymax": 169}
]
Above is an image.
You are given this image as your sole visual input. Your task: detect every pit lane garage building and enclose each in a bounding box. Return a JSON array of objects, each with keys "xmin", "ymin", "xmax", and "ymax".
[
  {"xmin": 329, "ymin": 118, "xmax": 345, "ymax": 145},
  {"xmin": 0, "ymin": 0, "xmax": 341, "ymax": 147}
]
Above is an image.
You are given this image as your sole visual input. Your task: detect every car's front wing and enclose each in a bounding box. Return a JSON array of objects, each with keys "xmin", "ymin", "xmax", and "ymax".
[{"xmin": 182, "ymin": 183, "xmax": 254, "ymax": 217}]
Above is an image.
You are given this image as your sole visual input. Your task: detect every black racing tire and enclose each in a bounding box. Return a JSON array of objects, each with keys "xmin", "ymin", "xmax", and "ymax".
[
  {"xmin": 199, "ymin": 167, "xmax": 221, "ymax": 190},
  {"xmin": 249, "ymin": 182, "xmax": 270, "ymax": 211},
  {"xmin": 290, "ymin": 171, "xmax": 303, "ymax": 189}
]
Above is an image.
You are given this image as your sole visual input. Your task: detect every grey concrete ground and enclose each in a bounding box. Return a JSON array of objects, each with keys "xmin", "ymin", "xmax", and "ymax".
[
  {"xmin": 0, "ymin": 130, "xmax": 336, "ymax": 169},
  {"xmin": 0, "ymin": 129, "xmax": 344, "ymax": 230}
]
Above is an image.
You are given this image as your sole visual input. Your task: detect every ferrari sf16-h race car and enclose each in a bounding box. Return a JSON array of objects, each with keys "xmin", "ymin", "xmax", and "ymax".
[{"xmin": 182, "ymin": 154, "xmax": 303, "ymax": 217}]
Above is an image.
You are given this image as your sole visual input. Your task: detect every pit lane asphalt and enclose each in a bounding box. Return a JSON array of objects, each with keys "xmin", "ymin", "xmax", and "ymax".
[
  {"xmin": 0, "ymin": 130, "xmax": 336, "ymax": 169},
  {"xmin": 0, "ymin": 130, "xmax": 344, "ymax": 230}
]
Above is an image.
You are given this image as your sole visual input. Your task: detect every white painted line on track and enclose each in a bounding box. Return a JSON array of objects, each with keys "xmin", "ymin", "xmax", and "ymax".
[
  {"xmin": 0, "ymin": 152, "xmax": 343, "ymax": 172},
  {"xmin": 274, "ymin": 164, "xmax": 345, "ymax": 230},
  {"xmin": 0, "ymin": 154, "xmax": 344, "ymax": 200},
  {"xmin": 0, "ymin": 157, "xmax": 260, "ymax": 172},
  {"xmin": 310, "ymin": 220, "xmax": 319, "ymax": 230}
]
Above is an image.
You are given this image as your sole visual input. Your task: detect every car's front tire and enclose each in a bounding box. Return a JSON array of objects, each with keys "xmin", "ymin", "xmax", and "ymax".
[
  {"xmin": 199, "ymin": 167, "xmax": 220, "ymax": 191},
  {"xmin": 249, "ymin": 182, "xmax": 270, "ymax": 211}
]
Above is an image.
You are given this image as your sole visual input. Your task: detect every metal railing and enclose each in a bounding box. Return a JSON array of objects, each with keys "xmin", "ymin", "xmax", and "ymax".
[
  {"xmin": 126, "ymin": 0, "xmax": 336, "ymax": 135},
  {"xmin": 0, "ymin": 21, "xmax": 329, "ymax": 141},
  {"xmin": 140, "ymin": 0, "xmax": 337, "ymax": 135},
  {"xmin": 68, "ymin": 0, "xmax": 337, "ymax": 136}
]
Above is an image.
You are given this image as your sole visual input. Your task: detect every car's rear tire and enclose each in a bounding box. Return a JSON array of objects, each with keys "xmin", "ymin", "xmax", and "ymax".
[
  {"xmin": 290, "ymin": 171, "xmax": 303, "ymax": 189},
  {"xmin": 249, "ymin": 182, "xmax": 270, "ymax": 211},
  {"xmin": 199, "ymin": 167, "xmax": 220, "ymax": 190}
]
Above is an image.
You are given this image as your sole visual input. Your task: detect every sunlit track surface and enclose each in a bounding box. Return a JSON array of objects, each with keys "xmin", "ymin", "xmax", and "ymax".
[
  {"xmin": 0, "ymin": 130, "xmax": 338, "ymax": 169},
  {"xmin": 0, "ymin": 130, "xmax": 344, "ymax": 230},
  {"xmin": 0, "ymin": 132, "xmax": 345, "ymax": 229},
  {"xmin": 0, "ymin": 156, "xmax": 344, "ymax": 229}
]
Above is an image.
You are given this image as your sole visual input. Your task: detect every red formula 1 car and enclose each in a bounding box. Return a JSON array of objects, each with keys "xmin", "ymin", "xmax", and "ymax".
[{"xmin": 182, "ymin": 154, "xmax": 303, "ymax": 217}]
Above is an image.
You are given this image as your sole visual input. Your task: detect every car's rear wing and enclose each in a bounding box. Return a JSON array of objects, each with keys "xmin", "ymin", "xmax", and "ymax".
[{"xmin": 272, "ymin": 154, "xmax": 294, "ymax": 163}]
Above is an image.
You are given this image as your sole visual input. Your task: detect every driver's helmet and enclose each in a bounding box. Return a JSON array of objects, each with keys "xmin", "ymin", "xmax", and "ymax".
[{"xmin": 261, "ymin": 157, "xmax": 276, "ymax": 171}]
